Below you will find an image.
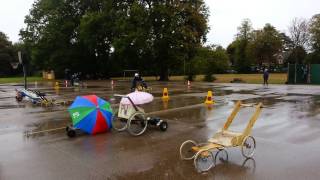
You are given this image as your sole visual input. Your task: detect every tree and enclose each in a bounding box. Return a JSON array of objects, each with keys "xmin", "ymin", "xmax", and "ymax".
[
  {"xmin": 249, "ymin": 24, "xmax": 283, "ymax": 66},
  {"xmin": 309, "ymin": 14, "xmax": 320, "ymax": 52},
  {"xmin": 20, "ymin": 0, "xmax": 210, "ymax": 80},
  {"xmin": 0, "ymin": 32, "xmax": 15, "ymax": 76},
  {"xmin": 305, "ymin": 14, "xmax": 320, "ymax": 64},
  {"xmin": 189, "ymin": 45, "xmax": 229, "ymax": 81},
  {"xmin": 288, "ymin": 18, "xmax": 309, "ymax": 49},
  {"xmin": 227, "ymin": 19, "xmax": 253, "ymax": 73}
]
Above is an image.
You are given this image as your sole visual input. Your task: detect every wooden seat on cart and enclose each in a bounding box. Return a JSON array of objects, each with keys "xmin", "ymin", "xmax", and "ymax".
[{"xmin": 208, "ymin": 130, "xmax": 242, "ymax": 147}]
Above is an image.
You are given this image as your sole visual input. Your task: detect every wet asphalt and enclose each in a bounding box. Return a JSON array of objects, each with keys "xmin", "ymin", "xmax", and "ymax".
[{"xmin": 1, "ymin": 81, "xmax": 320, "ymax": 180}]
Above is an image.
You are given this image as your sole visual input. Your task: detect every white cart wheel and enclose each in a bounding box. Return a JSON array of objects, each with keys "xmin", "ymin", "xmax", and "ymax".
[
  {"xmin": 241, "ymin": 136, "xmax": 256, "ymax": 158},
  {"xmin": 179, "ymin": 140, "xmax": 197, "ymax": 160},
  {"xmin": 214, "ymin": 149, "xmax": 228, "ymax": 165},
  {"xmin": 111, "ymin": 109, "xmax": 127, "ymax": 131},
  {"xmin": 127, "ymin": 111, "xmax": 147, "ymax": 136},
  {"xmin": 194, "ymin": 149, "xmax": 215, "ymax": 172}
]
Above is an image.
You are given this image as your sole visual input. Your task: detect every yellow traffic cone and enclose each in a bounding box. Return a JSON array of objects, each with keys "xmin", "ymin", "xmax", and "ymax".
[
  {"xmin": 162, "ymin": 88, "xmax": 169, "ymax": 100},
  {"xmin": 205, "ymin": 91, "xmax": 214, "ymax": 105}
]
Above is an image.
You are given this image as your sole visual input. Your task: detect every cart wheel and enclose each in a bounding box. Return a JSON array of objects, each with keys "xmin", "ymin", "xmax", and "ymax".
[
  {"xmin": 111, "ymin": 109, "xmax": 127, "ymax": 132},
  {"xmin": 67, "ymin": 129, "xmax": 76, "ymax": 138},
  {"xmin": 194, "ymin": 149, "xmax": 215, "ymax": 172},
  {"xmin": 180, "ymin": 140, "xmax": 197, "ymax": 160},
  {"xmin": 241, "ymin": 136, "xmax": 256, "ymax": 158},
  {"xmin": 127, "ymin": 111, "xmax": 147, "ymax": 136},
  {"xmin": 159, "ymin": 121, "xmax": 168, "ymax": 131},
  {"xmin": 214, "ymin": 149, "xmax": 228, "ymax": 165}
]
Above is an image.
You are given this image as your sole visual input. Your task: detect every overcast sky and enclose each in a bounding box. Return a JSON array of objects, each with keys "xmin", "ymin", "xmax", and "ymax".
[{"xmin": 0, "ymin": 0, "xmax": 319, "ymax": 47}]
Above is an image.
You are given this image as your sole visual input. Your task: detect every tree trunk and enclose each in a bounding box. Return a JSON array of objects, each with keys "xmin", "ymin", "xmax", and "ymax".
[{"xmin": 159, "ymin": 67, "xmax": 169, "ymax": 81}]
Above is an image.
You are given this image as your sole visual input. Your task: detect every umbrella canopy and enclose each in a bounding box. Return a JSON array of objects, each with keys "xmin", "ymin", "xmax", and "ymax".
[
  {"xmin": 68, "ymin": 95, "xmax": 113, "ymax": 134},
  {"xmin": 120, "ymin": 91, "xmax": 153, "ymax": 105}
]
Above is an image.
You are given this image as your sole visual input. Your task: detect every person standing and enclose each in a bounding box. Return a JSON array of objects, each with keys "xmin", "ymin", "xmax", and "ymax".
[{"xmin": 263, "ymin": 69, "xmax": 269, "ymax": 86}]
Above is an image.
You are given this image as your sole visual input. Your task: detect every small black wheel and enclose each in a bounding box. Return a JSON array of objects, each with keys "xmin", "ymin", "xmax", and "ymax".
[
  {"xmin": 16, "ymin": 95, "xmax": 23, "ymax": 102},
  {"xmin": 67, "ymin": 129, "xmax": 76, "ymax": 138},
  {"xmin": 160, "ymin": 121, "xmax": 168, "ymax": 131}
]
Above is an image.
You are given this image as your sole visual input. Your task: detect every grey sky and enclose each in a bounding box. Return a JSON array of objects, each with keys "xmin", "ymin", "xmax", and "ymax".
[{"xmin": 0, "ymin": 0, "xmax": 319, "ymax": 47}]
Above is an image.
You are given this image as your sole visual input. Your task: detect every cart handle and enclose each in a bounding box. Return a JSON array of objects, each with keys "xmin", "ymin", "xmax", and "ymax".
[
  {"xmin": 241, "ymin": 103, "xmax": 265, "ymax": 108},
  {"xmin": 114, "ymin": 94, "xmax": 127, "ymax": 98},
  {"xmin": 113, "ymin": 94, "xmax": 139, "ymax": 111}
]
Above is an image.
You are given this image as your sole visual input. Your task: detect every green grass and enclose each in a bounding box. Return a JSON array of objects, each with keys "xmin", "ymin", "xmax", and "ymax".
[
  {"xmin": 115, "ymin": 73, "xmax": 287, "ymax": 84},
  {"xmin": 1, "ymin": 73, "xmax": 287, "ymax": 84},
  {"xmin": 0, "ymin": 76, "xmax": 44, "ymax": 84}
]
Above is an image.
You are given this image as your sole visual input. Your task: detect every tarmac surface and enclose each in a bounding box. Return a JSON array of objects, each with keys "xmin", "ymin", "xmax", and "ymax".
[{"xmin": 1, "ymin": 81, "xmax": 320, "ymax": 180}]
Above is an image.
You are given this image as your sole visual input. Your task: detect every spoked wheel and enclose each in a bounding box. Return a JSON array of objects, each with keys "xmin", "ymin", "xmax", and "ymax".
[
  {"xmin": 241, "ymin": 136, "xmax": 256, "ymax": 158},
  {"xmin": 194, "ymin": 149, "xmax": 215, "ymax": 172},
  {"xmin": 214, "ymin": 149, "xmax": 228, "ymax": 165},
  {"xmin": 127, "ymin": 111, "xmax": 147, "ymax": 136},
  {"xmin": 111, "ymin": 109, "xmax": 127, "ymax": 132},
  {"xmin": 180, "ymin": 140, "xmax": 197, "ymax": 160}
]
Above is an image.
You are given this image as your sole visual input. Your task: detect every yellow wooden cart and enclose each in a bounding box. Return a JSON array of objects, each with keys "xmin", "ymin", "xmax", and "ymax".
[{"xmin": 179, "ymin": 101, "xmax": 263, "ymax": 172}]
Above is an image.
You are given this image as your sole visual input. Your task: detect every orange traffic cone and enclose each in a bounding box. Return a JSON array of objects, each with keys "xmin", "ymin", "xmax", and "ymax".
[
  {"xmin": 162, "ymin": 88, "xmax": 169, "ymax": 100},
  {"xmin": 205, "ymin": 91, "xmax": 214, "ymax": 105}
]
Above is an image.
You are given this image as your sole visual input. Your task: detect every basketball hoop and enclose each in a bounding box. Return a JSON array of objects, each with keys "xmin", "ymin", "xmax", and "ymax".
[{"xmin": 10, "ymin": 62, "xmax": 20, "ymax": 69}]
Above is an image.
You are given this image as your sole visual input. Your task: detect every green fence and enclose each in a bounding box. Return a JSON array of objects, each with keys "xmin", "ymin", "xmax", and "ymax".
[
  {"xmin": 287, "ymin": 64, "xmax": 320, "ymax": 84},
  {"xmin": 310, "ymin": 64, "xmax": 320, "ymax": 84}
]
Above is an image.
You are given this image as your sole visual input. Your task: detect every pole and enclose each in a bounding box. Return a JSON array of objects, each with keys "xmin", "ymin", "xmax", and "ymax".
[
  {"xmin": 23, "ymin": 65, "xmax": 27, "ymax": 89},
  {"xmin": 184, "ymin": 58, "xmax": 186, "ymax": 79},
  {"xmin": 18, "ymin": 51, "xmax": 27, "ymax": 89}
]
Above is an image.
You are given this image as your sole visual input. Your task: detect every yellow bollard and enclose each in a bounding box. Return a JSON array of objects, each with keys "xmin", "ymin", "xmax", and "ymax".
[
  {"xmin": 54, "ymin": 82, "xmax": 60, "ymax": 89},
  {"xmin": 205, "ymin": 91, "xmax": 214, "ymax": 105},
  {"xmin": 162, "ymin": 88, "xmax": 169, "ymax": 100},
  {"xmin": 163, "ymin": 99, "xmax": 169, "ymax": 109}
]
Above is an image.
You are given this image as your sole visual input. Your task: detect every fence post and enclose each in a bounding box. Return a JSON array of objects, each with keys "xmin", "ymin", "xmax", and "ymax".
[
  {"xmin": 294, "ymin": 63, "xmax": 297, "ymax": 84},
  {"xmin": 308, "ymin": 64, "xmax": 311, "ymax": 84}
]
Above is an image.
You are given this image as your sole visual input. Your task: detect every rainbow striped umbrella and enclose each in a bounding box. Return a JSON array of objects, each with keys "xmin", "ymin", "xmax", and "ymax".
[{"xmin": 68, "ymin": 95, "xmax": 113, "ymax": 134}]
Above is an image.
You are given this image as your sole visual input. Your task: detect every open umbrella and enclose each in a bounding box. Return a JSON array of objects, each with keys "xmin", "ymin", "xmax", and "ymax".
[
  {"xmin": 120, "ymin": 91, "xmax": 153, "ymax": 105},
  {"xmin": 68, "ymin": 95, "xmax": 113, "ymax": 134}
]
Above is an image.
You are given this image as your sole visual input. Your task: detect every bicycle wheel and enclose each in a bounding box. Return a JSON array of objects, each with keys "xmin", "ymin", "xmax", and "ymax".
[
  {"xmin": 127, "ymin": 111, "xmax": 147, "ymax": 136},
  {"xmin": 111, "ymin": 109, "xmax": 127, "ymax": 131}
]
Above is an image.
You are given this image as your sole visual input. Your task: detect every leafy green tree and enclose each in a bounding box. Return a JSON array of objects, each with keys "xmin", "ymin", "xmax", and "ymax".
[
  {"xmin": 189, "ymin": 45, "xmax": 229, "ymax": 81},
  {"xmin": 227, "ymin": 19, "xmax": 253, "ymax": 73},
  {"xmin": 0, "ymin": 32, "xmax": 15, "ymax": 76},
  {"xmin": 309, "ymin": 14, "xmax": 320, "ymax": 51},
  {"xmin": 307, "ymin": 14, "xmax": 320, "ymax": 64},
  {"xmin": 20, "ymin": 0, "xmax": 209, "ymax": 80},
  {"xmin": 249, "ymin": 24, "xmax": 283, "ymax": 66}
]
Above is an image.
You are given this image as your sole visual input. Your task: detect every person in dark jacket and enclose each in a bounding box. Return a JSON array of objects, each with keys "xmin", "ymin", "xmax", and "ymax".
[
  {"xmin": 263, "ymin": 69, "xmax": 269, "ymax": 86},
  {"xmin": 131, "ymin": 73, "xmax": 147, "ymax": 91}
]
